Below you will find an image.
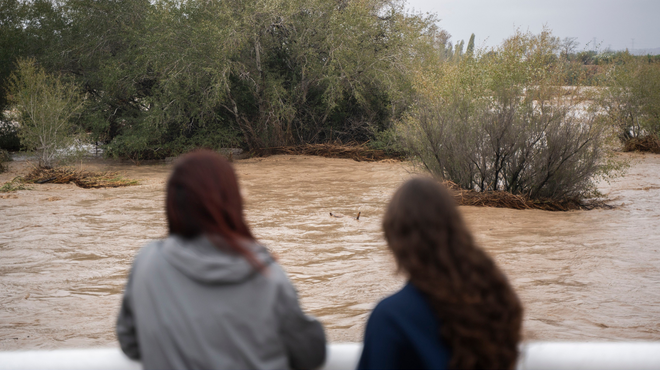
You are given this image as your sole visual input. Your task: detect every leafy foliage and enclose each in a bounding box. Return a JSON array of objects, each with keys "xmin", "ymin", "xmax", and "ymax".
[
  {"xmin": 0, "ymin": 177, "xmax": 30, "ymax": 192},
  {"xmin": 7, "ymin": 59, "xmax": 85, "ymax": 168},
  {"xmin": 0, "ymin": 0, "xmax": 65, "ymax": 116},
  {"xmin": 600, "ymin": 54, "xmax": 660, "ymax": 141},
  {"xmin": 0, "ymin": 0, "xmax": 653, "ymax": 203},
  {"xmin": 1, "ymin": 0, "xmax": 439, "ymax": 158},
  {"xmin": 398, "ymin": 30, "xmax": 617, "ymax": 202}
]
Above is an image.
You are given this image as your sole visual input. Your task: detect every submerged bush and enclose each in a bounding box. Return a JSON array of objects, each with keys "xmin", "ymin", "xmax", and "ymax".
[{"xmin": 398, "ymin": 30, "xmax": 618, "ymax": 202}]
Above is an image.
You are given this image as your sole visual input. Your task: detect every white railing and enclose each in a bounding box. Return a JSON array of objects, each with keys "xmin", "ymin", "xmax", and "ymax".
[{"xmin": 1, "ymin": 342, "xmax": 660, "ymax": 370}]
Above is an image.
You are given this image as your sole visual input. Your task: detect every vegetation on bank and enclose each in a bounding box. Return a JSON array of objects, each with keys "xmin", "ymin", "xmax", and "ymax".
[
  {"xmin": 2, "ymin": 0, "xmax": 438, "ymax": 160},
  {"xmin": 1, "ymin": 1, "xmax": 659, "ymax": 207},
  {"xmin": 599, "ymin": 54, "xmax": 660, "ymax": 150},
  {"xmin": 0, "ymin": 176, "xmax": 30, "ymax": 192}
]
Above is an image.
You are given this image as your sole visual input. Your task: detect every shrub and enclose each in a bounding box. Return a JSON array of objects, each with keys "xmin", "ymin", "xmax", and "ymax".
[
  {"xmin": 397, "ymin": 30, "xmax": 617, "ymax": 202},
  {"xmin": 0, "ymin": 176, "xmax": 29, "ymax": 192},
  {"xmin": 601, "ymin": 55, "xmax": 660, "ymax": 143},
  {"xmin": 7, "ymin": 59, "xmax": 85, "ymax": 168}
]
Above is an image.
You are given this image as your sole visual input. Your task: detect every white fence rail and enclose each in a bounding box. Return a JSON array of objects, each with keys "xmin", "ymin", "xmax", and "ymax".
[{"xmin": 1, "ymin": 342, "xmax": 660, "ymax": 370}]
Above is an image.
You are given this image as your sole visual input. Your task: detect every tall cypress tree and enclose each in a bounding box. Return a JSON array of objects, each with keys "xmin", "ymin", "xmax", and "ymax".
[{"xmin": 466, "ymin": 33, "xmax": 475, "ymax": 56}]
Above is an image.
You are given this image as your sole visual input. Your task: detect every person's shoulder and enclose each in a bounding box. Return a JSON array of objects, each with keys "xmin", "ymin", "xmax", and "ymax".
[
  {"xmin": 373, "ymin": 283, "xmax": 431, "ymax": 318},
  {"xmin": 252, "ymin": 244, "xmax": 285, "ymax": 280},
  {"xmin": 266, "ymin": 260, "xmax": 295, "ymax": 291},
  {"xmin": 371, "ymin": 284, "xmax": 409, "ymax": 315},
  {"xmin": 380, "ymin": 282, "xmax": 425, "ymax": 306},
  {"xmin": 140, "ymin": 239, "xmax": 165, "ymax": 254},
  {"xmin": 364, "ymin": 286, "xmax": 418, "ymax": 341},
  {"xmin": 132, "ymin": 239, "xmax": 166, "ymax": 266}
]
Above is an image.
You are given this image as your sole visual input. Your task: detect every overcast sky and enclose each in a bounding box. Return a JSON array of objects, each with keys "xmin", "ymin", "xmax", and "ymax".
[{"xmin": 405, "ymin": 0, "xmax": 660, "ymax": 52}]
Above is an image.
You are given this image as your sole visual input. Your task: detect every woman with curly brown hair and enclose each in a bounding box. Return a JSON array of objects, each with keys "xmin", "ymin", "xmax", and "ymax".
[{"xmin": 358, "ymin": 177, "xmax": 523, "ymax": 370}]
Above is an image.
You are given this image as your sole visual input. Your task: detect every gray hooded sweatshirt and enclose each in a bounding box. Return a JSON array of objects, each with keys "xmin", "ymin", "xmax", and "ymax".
[{"xmin": 116, "ymin": 235, "xmax": 326, "ymax": 370}]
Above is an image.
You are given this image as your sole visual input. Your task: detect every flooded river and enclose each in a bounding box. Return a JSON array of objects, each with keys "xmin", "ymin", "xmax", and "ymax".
[{"xmin": 0, "ymin": 153, "xmax": 659, "ymax": 349}]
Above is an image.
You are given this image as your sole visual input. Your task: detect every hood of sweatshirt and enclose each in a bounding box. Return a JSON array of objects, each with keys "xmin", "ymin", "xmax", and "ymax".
[{"xmin": 160, "ymin": 235, "xmax": 274, "ymax": 284}]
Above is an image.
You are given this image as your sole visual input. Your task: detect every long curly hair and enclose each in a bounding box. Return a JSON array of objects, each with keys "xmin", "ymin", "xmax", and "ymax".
[{"xmin": 383, "ymin": 177, "xmax": 523, "ymax": 369}]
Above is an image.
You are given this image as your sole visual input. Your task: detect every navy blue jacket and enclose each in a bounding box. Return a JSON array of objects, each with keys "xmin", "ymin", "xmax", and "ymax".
[{"xmin": 357, "ymin": 282, "xmax": 450, "ymax": 370}]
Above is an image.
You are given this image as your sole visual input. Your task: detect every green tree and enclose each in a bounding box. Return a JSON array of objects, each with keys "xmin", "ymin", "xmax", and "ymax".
[
  {"xmin": 453, "ymin": 39, "xmax": 465, "ymax": 60},
  {"xmin": 8, "ymin": 59, "xmax": 85, "ymax": 168},
  {"xmin": 0, "ymin": 0, "xmax": 64, "ymax": 119},
  {"xmin": 54, "ymin": 0, "xmax": 153, "ymax": 148},
  {"xmin": 601, "ymin": 54, "xmax": 660, "ymax": 141},
  {"xmin": 88, "ymin": 0, "xmax": 438, "ymax": 155},
  {"xmin": 4, "ymin": 0, "xmax": 442, "ymax": 158},
  {"xmin": 466, "ymin": 33, "xmax": 475, "ymax": 56}
]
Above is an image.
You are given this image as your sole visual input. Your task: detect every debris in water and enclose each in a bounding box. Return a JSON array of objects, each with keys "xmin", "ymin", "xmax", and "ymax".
[
  {"xmin": 624, "ymin": 135, "xmax": 660, "ymax": 154},
  {"xmin": 24, "ymin": 167, "xmax": 138, "ymax": 189},
  {"xmin": 252, "ymin": 143, "xmax": 403, "ymax": 162},
  {"xmin": 443, "ymin": 180, "xmax": 612, "ymax": 211},
  {"xmin": 330, "ymin": 211, "xmax": 361, "ymax": 219}
]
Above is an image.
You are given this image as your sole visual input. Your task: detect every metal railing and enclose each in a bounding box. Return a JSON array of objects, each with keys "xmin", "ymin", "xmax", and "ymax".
[{"xmin": 1, "ymin": 342, "xmax": 660, "ymax": 370}]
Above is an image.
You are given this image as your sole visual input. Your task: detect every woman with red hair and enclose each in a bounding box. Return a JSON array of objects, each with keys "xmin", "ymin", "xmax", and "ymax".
[{"xmin": 116, "ymin": 150, "xmax": 326, "ymax": 369}]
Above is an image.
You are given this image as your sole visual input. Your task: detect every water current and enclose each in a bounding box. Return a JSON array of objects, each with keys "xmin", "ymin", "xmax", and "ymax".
[{"xmin": 0, "ymin": 153, "xmax": 659, "ymax": 349}]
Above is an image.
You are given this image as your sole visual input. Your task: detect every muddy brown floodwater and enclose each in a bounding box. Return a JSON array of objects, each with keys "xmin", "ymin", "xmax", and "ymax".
[{"xmin": 1, "ymin": 153, "xmax": 659, "ymax": 350}]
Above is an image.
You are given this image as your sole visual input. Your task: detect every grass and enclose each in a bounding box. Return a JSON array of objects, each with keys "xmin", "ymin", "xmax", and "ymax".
[{"xmin": 0, "ymin": 177, "xmax": 31, "ymax": 193}]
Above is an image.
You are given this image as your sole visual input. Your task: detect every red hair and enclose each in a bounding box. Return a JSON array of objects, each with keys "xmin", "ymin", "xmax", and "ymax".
[{"xmin": 166, "ymin": 150, "xmax": 260, "ymax": 268}]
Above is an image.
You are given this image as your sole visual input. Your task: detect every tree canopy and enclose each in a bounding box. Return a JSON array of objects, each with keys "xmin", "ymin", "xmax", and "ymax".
[{"xmin": 1, "ymin": 0, "xmax": 442, "ymax": 159}]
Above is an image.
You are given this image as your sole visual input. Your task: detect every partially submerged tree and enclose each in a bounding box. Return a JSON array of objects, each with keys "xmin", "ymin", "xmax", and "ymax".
[
  {"xmin": 398, "ymin": 29, "xmax": 618, "ymax": 203},
  {"xmin": 8, "ymin": 59, "xmax": 85, "ymax": 168}
]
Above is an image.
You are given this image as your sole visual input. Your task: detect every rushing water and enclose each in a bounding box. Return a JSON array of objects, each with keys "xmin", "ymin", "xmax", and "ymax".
[{"xmin": 0, "ymin": 153, "xmax": 659, "ymax": 350}]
